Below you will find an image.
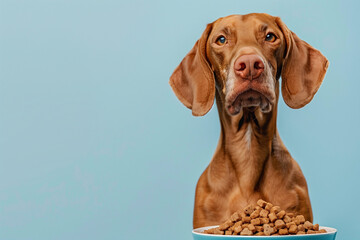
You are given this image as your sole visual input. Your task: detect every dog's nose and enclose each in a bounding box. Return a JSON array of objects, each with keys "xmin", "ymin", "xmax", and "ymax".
[{"xmin": 234, "ymin": 55, "xmax": 264, "ymax": 80}]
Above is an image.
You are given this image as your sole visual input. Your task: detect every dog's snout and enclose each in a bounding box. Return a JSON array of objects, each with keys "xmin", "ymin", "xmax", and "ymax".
[{"xmin": 234, "ymin": 55, "xmax": 264, "ymax": 79}]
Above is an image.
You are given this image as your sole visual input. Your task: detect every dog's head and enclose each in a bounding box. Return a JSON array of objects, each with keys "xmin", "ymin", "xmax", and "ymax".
[{"xmin": 169, "ymin": 13, "xmax": 328, "ymax": 116}]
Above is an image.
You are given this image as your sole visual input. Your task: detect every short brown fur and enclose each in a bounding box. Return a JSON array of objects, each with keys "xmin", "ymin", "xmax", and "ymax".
[{"xmin": 169, "ymin": 13, "xmax": 328, "ymax": 229}]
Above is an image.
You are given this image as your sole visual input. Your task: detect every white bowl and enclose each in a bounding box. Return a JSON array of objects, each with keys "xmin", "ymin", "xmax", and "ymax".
[{"xmin": 192, "ymin": 225, "xmax": 337, "ymax": 240}]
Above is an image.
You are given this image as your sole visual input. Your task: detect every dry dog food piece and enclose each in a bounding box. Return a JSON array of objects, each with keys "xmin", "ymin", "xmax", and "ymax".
[
  {"xmin": 233, "ymin": 224, "xmax": 243, "ymax": 234},
  {"xmin": 265, "ymin": 202, "xmax": 273, "ymax": 211},
  {"xmin": 268, "ymin": 212, "xmax": 277, "ymax": 222},
  {"xmin": 230, "ymin": 211, "xmax": 242, "ymax": 222},
  {"xmin": 263, "ymin": 224, "xmax": 275, "ymax": 236},
  {"xmin": 277, "ymin": 210, "xmax": 286, "ymax": 219},
  {"xmin": 283, "ymin": 215, "xmax": 292, "ymax": 223},
  {"xmin": 274, "ymin": 219, "xmax": 286, "ymax": 229},
  {"xmin": 214, "ymin": 230, "xmax": 224, "ymax": 235},
  {"xmin": 233, "ymin": 221, "xmax": 242, "ymax": 228},
  {"xmin": 213, "ymin": 227, "xmax": 224, "ymax": 235},
  {"xmin": 257, "ymin": 199, "xmax": 267, "ymax": 208},
  {"xmin": 244, "ymin": 205, "xmax": 255, "ymax": 215},
  {"xmin": 250, "ymin": 218, "xmax": 261, "ymax": 226},
  {"xmin": 202, "ymin": 199, "xmax": 327, "ymax": 236},
  {"xmin": 270, "ymin": 206, "xmax": 281, "ymax": 214},
  {"xmin": 250, "ymin": 209, "xmax": 261, "ymax": 219},
  {"xmin": 289, "ymin": 224, "xmax": 298, "ymax": 234},
  {"xmin": 248, "ymin": 224, "xmax": 256, "ymax": 233},
  {"xmin": 304, "ymin": 221, "xmax": 313, "ymax": 230},
  {"xmin": 286, "ymin": 221, "xmax": 296, "ymax": 229},
  {"xmin": 307, "ymin": 229, "xmax": 316, "ymax": 234},
  {"xmin": 242, "ymin": 216, "xmax": 251, "ymax": 223},
  {"xmin": 279, "ymin": 228, "xmax": 289, "ymax": 235},
  {"xmin": 313, "ymin": 223, "xmax": 320, "ymax": 231},
  {"xmin": 260, "ymin": 217, "xmax": 269, "ymax": 224},
  {"xmin": 298, "ymin": 224, "xmax": 305, "ymax": 232},
  {"xmin": 204, "ymin": 228, "xmax": 215, "ymax": 234},
  {"xmin": 219, "ymin": 220, "xmax": 234, "ymax": 230},
  {"xmin": 295, "ymin": 215, "xmax": 306, "ymax": 224},
  {"xmin": 260, "ymin": 209, "xmax": 269, "ymax": 218},
  {"xmin": 240, "ymin": 228, "xmax": 253, "ymax": 236},
  {"xmin": 255, "ymin": 226, "xmax": 264, "ymax": 232},
  {"xmin": 239, "ymin": 211, "xmax": 247, "ymax": 219}
]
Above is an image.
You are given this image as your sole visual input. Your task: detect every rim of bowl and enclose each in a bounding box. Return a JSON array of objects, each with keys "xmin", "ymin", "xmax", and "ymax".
[{"xmin": 192, "ymin": 225, "xmax": 337, "ymax": 238}]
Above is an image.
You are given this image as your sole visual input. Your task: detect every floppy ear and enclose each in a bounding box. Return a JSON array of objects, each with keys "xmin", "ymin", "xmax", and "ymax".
[
  {"xmin": 169, "ymin": 24, "xmax": 215, "ymax": 116},
  {"xmin": 276, "ymin": 17, "xmax": 329, "ymax": 109}
]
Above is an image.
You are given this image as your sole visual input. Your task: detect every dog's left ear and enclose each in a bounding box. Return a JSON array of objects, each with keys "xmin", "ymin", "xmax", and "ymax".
[{"xmin": 276, "ymin": 17, "xmax": 329, "ymax": 109}]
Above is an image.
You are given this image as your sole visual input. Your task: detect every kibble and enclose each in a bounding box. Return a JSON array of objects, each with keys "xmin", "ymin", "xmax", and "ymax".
[
  {"xmin": 268, "ymin": 212, "xmax": 277, "ymax": 222},
  {"xmin": 263, "ymin": 224, "xmax": 274, "ymax": 236},
  {"xmin": 295, "ymin": 215, "xmax": 306, "ymax": 225},
  {"xmin": 240, "ymin": 228, "xmax": 253, "ymax": 236},
  {"xmin": 255, "ymin": 226, "xmax": 264, "ymax": 232},
  {"xmin": 260, "ymin": 217, "xmax": 269, "ymax": 224},
  {"xmin": 233, "ymin": 224, "xmax": 242, "ymax": 234},
  {"xmin": 230, "ymin": 211, "xmax": 241, "ymax": 222},
  {"xmin": 244, "ymin": 205, "xmax": 255, "ymax": 215},
  {"xmin": 270, "ymin": 206, "xmax": 281, "ymax": 214},
  {"xmin": 250, "ymin": 218, "xmax": 261, "ymax": 226},
  {"xmin": 265, "ymin": 203, "xmax": 273, "ymax": 211},
  {"xmin": 298, "ymin": 224, "xmax": 305, "ymax": 232},
  {"xmin": 283, "ymin": 215, "xmax": 292, "ymax": 223},
  {"xmin": 313, "ymin": 224, "xmax": 320, "ymax": 231},
  {"xmin": 219, "ymin": 220, "xmax": 234, "ymax": 230},
  {"xmin": 202, "ymin": 199, "xmax": 328, "ymax": 236},
  {"xmin": 289, "ymin": 224, "xmax": 298, "ymax": 234},
  {"xmin": 307, "ymin": 229, "xmax": 316, "ymax": 234},
  {"xmin": 277, "ymin": 210, "xmax": 286, "ymax": 219},
  {"xmin": 279, "ymin": 228, "xmax": 289, "ymax": 235},
  {"xmin": 243, "ymin": 216, "xmax": 251, "ymax": 223},
  {"xmin": 286, "ymin": 221, "xmax": 296, "ymax": 228},
  {"xmin": 250, "ymin": 209, "xmax": 261, "ymax": 219},
  {"xmin": 257, "ymin": 199, "xmax": 267, "ymax": 208},
  {"xmin": 260, "ymin": 209, "xmax": 269, "ymax": 218},
  {"xmin": 304, "ymin": 221, "xmax": 313, "ymax": 230},
  {"xmin": 248, "ymin": 224, "xmax": 256, "ymax": 233}
]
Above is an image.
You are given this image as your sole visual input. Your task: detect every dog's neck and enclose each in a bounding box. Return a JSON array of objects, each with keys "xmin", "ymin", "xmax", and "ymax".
[{"xmin": 212, "ymin": 93, "xmax": 278, "ymax": 197}]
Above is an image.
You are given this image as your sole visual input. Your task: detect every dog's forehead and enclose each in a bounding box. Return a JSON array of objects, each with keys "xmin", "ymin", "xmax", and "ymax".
[{"xmin": 212, "ymin": 13, "xmax": 278, "ymax": 33}]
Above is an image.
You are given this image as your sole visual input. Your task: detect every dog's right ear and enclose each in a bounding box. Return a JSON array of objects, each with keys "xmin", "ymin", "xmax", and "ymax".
[{"xmin": 169, "ymin": 23, "xmax": 215, "ymax": 116}]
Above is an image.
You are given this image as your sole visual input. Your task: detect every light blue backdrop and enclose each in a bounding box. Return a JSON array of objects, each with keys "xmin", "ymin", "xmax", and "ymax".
[{"xmin": 1, "ymin": 0, "xmax": 359, "ymax": 239}]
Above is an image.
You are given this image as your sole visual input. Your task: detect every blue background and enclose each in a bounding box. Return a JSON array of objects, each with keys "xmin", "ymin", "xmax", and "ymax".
[{"xmin": 1, "ymin": 0, "xmax": 359, "ymax": 239}]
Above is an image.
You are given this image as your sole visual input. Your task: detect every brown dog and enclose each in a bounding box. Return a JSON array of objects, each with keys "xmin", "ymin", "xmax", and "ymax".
[{"xmin": 169, "ymin": 13, "xmax": 328, "ymax": 229}]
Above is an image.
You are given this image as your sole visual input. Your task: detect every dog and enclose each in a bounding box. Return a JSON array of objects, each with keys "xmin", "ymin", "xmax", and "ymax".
[{"xmin": 169, "ymin": 13, "xmax": 328, "ymax": 229}]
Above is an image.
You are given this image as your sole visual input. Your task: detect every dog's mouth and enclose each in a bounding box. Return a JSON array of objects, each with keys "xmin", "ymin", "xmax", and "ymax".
[{"xmin": 226, "ymin": 89, "xmax": 273, "ymax": 115}]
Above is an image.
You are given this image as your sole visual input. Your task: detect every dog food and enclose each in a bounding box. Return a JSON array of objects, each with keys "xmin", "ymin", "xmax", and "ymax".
[{"xmin": 203, "ymin": 199, "xmax": 327, "ymax": 236}]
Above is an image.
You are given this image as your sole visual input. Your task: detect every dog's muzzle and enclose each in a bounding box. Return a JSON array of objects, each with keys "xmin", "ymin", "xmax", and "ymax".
[{"xmin": 225, "ymin": 55, "xmax": 276, "ymax": 115}]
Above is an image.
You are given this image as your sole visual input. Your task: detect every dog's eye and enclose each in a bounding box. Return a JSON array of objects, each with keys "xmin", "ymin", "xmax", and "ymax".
[
  {"xmin": 265, "ymin": 33, "xmax": 277, "ymax": 42},
  {"xmin": 216, "ymin": 36, "xmax": 227, "ymax": 45}
]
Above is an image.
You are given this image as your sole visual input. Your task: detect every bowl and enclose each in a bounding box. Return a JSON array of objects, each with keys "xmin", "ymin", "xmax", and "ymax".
[{"xmin": 192, "ymin": 225, "xmax": 337, "ymax": 240}]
